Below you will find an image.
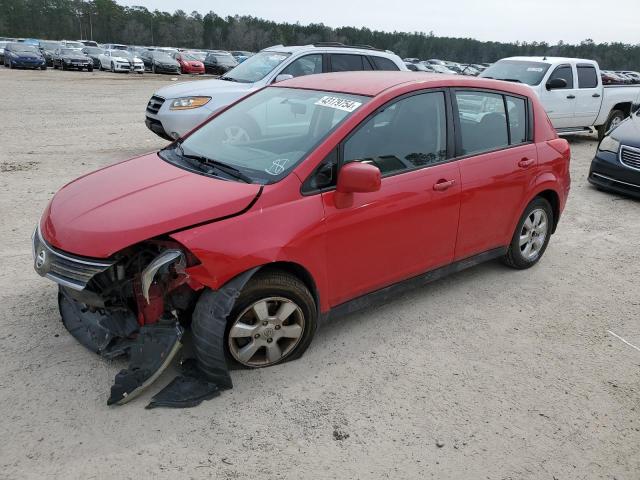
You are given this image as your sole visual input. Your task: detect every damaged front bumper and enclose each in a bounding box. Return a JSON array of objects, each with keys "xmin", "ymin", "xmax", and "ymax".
[{"xmin": 33, "ymin": 226, "xmax": 233, "ymax": 408}]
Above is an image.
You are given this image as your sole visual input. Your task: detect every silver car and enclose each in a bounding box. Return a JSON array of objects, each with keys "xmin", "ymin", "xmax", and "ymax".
[{"xmin": 145, "ymin": 43, "xmax": 407, "ymax": 140}]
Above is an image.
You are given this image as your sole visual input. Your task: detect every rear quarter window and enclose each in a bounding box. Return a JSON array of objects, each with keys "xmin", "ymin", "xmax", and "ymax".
[{"xmin": 370, "ymin": 56, "xmax": 400, "ymax": 71}]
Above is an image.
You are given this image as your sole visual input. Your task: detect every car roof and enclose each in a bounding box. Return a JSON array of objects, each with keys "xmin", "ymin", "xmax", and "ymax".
[
  {"xmin": 277, "ymin": 71, "xmax": 534, "ymax": 97},
  {"xmin": 502, "ymin": 56, "xmax": 597, "ymax": 65},
  {"xmin": 262, "ymin": 44, "xmax": 396, "ymax": 57}
]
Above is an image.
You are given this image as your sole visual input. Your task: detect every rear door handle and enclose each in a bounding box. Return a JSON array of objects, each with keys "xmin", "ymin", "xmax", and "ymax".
[
  {"xmin": 566, "ymin": 95, "xmax": 576, "ymax": 99},
  {"xmin": 433, "ymin": 179, "xmax": 456, "ymax": 191},
  {"xmin": 518, "ymin": 158, "xmax": 535, "ymax": 168}
]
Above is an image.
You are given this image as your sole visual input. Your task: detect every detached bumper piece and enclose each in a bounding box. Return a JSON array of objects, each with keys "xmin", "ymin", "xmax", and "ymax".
[
  {"xmin": 59, "ymin": 290, "xmax": 138, "ymax": 356},
  {"xmin": 146, "ymin": 359, "xmax": 220, "ymax": 409},
  {"xmin": 108, "ymin": 319, "xmax": 183, "ymax": 406}
]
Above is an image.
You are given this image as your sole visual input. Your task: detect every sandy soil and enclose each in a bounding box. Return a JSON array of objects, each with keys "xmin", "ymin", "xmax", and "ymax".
[{"xmin": 0, "ymin": 68, "xmax": 639, "ymax": 480}]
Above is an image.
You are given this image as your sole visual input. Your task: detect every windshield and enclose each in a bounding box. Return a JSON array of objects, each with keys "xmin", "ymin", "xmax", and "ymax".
[
  {"xmin": 39, "ymin": 41, "xmax": 59, "ymax": 50},
  {"xmin": 222, "ymin": 51, "xmax": 291, "ymax": 83},
  {"xmin": 83, "ymin": 47, "xmax": 103, "ymax": 54},
  {"xmin": 60, "ymin": 48, "xmax": 81, "ymax": 55},
  {"xmin": 187, "ymin": 51, "xmax": 206, "ymax": 61},
  {"xmin": 480, "ymin": 60, "xmax": 551, "ymax": 85},
  {"xmin": 153, "ymin": 52, "xmax": 173, "ymax": 61},
  {"xmin": 162, "ymin": 88, "xmax": 369, "ymax": 184},
  {"xmin": 64, "ymin": 41, "xmax": 84, "ymax": 49},
  {"xmin": 10, "ymin": 44, "xmax": 37, "ymax": 53},
  {"xmin": 179, "ymin": 53, "xmax": 199, "ymax": 61}
]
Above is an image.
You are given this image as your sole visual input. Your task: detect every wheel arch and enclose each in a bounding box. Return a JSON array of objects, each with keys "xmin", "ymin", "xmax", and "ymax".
[
  {"xmin": 535, "ymin": 189, "xmax": 561, "ymax": 233},
  {"xmin": 611, "ymin": 102, "xmax": 632, "ymax": 117},
  {"xmin": 253, "ymin": 261, "xmax": 321, "ymax": 316}
]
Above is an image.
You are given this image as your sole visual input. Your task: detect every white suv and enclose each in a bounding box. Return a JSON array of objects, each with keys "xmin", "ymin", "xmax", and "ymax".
[{"xmin": 145, "ymin": 43, "xmax": 407, "ymax": 140}]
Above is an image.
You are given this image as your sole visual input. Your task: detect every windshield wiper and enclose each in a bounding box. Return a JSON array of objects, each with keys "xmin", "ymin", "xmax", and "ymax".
[
  {"xmin": 501, "ymin": 78, "xmax": 522, "ymax": 83},
  {"xmin": 176, "ymin": 143, "xmax": 252, "ymax": 183},
  {"xmin": 219, "ymin": 76, "xmax": 237, "ymax": 82}
]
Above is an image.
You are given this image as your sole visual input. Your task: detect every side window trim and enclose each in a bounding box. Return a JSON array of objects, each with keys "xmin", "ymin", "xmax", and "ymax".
[{"xmin": 451, "ymin": 87, "xmax": 533, "ymax": 159}]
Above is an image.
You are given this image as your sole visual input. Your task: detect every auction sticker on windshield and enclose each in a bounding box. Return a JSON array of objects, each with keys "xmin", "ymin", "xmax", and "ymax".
[{"xmin": 315, "ymin": 96, "xmax": 362, "ymax": 112}]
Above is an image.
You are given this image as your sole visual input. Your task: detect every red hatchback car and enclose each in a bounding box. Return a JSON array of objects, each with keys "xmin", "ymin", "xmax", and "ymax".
[
  {"xmin": 173, "ymin": 51, "xmax": 205, "ymax": 74},
  {"xmin": 34, "ymin": 72, "xmax": 570, "ymax": 401}
]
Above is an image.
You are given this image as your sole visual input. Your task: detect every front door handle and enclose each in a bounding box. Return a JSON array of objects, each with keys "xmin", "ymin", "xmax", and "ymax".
[
  {"xmin": 518, "ymin": 158, "xmax": 535, "ymax": 168},
  {"xmin": 433, "ymin": 179, "xmax": 456, "ymax": 191},
  {"xmin": 566, "ymin": 95, "xmax": 576, "ymax": 99},
  {"xmin": 592, "ymin": 93, "xmax": 601, "ymax": 98}
]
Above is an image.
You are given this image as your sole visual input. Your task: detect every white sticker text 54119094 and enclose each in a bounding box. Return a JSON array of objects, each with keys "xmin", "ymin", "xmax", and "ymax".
[{"xmin": 314, "ymin": 96, "xmax": 362, "ymax": 113}]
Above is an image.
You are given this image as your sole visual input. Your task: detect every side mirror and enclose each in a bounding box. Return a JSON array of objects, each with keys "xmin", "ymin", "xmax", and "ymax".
[
  {"xmin": 546, "ymin": 78, "xmax": 568, "ymax": 90},
  {"xmin": 337, "ymin": 162, "xmax": 381, "ymax": 194},
  {"xmin": 274, "ymin": 74, "xmax": 294, "ymax": 83}
]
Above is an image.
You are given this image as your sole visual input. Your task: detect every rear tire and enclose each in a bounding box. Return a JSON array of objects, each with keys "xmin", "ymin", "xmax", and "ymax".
[
  {"xmin": 503, "ymin": 197, "xmax": 553, "ymax": 269},
  {"xmin": 111, "ymin": 62, "xmax": 115, "ymax": 73}
]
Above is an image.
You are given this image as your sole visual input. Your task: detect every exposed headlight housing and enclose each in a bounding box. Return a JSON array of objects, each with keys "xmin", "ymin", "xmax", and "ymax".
[
  {"xmin": 169, "ymin": 96, "xmax": 211, "ymax": 110},
  {"xmin": 598, "ymin": 136, "xmax": 620, "ymax": 154}
]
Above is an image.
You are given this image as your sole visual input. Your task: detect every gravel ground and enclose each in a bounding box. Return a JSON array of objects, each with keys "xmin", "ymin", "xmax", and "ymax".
[{"xmin": 0, "ymin": 68, "xmax": 639, "ymax": 480}]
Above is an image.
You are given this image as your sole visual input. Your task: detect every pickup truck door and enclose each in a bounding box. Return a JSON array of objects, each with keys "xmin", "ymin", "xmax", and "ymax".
[
  {"xmin": 573, "ymin": 64, "xmax": 602, "ymax": 126},
  {"xmin": 540, "ymin": 64, "xmax": 578, "ymax": 129}
]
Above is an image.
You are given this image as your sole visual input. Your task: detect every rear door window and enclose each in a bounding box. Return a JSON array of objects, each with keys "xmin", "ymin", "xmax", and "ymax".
[
  {"xmin": 330, "ymin": 54, "xmax": 368, "ymax": 72},
  {"xmin": 455, "ymin": 91, "xmax": 509, "ymax": 155},
  {"xmin": 577, "ymin": 65, "xmax": 598, "ymax": 88},
  {"xmin": 548, "ymin": 65, "xmax": 574, "ymax": 89}
]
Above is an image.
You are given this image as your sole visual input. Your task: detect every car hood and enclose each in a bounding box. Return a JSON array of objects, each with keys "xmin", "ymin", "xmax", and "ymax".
[
  {"xmin": 611, "ymin": 114, "xmax": 640, "ymax": 143},
  {"xmin": 40, "ymin": 152, "xmax": 261, "ymax": 258},
  {"xmin": 154, "ymin": 78, "xmax": 254, "ymax": 99},
  {"xmin": 63, "ymin": 54, "xmax": 89, "ymax": 60},
  {"xmin": 14, "ymin": 52, "xmax": 41, "ymax": 58}
]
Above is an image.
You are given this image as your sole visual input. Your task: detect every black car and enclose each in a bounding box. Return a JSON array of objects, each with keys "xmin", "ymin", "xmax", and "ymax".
[
  {"xmin": 589, "ymin": 106, "xmax": 640, "ymax": 199},
  {"xmin": 52, "ymin": 48, "xmax": 93, "ymax": 71},
  {"xmin": 38, "ymin": 40, "xmax": 61, "ymax": 66},
  {"xmin": 81, "ymin": 46, "xmax": 104, "ymax": 68},
  {"xmin": 140, "ymin": 51, "xmax": 180, "ymax": 74},
  {"xmin": 3, "ymin": 43, "xmax": 46, "ymax": 69},
  {"xmin": 203, "ymin": 51, "xmax": 238, "ymax": 75}
]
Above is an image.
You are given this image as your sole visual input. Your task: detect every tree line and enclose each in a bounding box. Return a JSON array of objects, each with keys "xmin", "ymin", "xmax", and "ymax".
[{"xmin": 1, "ymin": 0, "xmax": 639, "ymax": 70}]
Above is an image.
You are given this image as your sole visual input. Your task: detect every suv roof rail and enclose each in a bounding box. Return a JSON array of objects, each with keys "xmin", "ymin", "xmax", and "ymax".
[{"xmin": 312, "ymin": 42, "xmax": 383, "ymax": 52}]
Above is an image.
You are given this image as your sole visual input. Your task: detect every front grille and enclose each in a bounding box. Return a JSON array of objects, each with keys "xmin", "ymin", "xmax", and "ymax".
[
  {"xmin": 620, "ymin": 145, "xmax": 640, "ymax": 171},
  {"xmin": 32, "ymin": 228, "xmax": 114, "ymax": 290},
  {"xmin": 146, "ymin": 95, "xmax": 165, "ymax": 115}
]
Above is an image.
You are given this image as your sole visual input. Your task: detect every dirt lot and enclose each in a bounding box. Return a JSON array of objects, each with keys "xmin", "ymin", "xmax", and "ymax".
[{"xmin": 0, "ymin": 68, "xmax": 638, "ymax": 480}]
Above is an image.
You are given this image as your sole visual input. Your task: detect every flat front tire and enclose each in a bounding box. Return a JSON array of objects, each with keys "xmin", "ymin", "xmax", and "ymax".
[
  {"xmin": 192, "ymin": 270, "xmax": 317, "ymax": 369},
  {"xmin": 503, "ymin": 197, "xmax": 554, "ymax": 269}
]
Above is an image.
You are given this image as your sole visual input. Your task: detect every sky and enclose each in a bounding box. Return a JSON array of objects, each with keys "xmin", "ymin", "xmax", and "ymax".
[{"xmin": 117, "ymin": 0, "xmax": 639, "ymax": 45}]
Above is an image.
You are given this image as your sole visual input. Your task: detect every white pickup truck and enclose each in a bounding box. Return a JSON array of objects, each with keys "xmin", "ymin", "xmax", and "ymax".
[{"xmin": 480, "ymin": 57, "xmax": 640, "ymax": 138}]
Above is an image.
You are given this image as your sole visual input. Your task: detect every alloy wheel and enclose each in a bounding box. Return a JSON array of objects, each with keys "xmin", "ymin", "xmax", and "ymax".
[
  {"xmin": 228, "ymin": 297, "xmax": 305, "ymax": 367},
  {"xmin": 519, "ymin": 208, "xmax": 548, "ymax": 260}
]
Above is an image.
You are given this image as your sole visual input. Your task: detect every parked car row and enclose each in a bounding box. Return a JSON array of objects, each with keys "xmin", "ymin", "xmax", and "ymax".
[
  {"xmin": 601, "ymin": 70, "xmax": 640, "ymax": 85},
  {"xmin": 403, "ymin": 58, "xmax": 491, "ymax": 76},
  {"xmin": 0, "ymin": 37, "xmax": 253, "ymax": 75}
]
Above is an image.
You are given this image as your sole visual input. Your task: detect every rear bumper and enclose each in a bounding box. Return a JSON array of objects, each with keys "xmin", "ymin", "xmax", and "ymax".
[{"xmin": 588, "ymin": 153, "xmax": 640, "ymax": 199}]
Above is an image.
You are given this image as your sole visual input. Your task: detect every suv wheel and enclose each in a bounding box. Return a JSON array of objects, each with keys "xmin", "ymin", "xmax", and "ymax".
[
  {"xmin": 503, "ymin": 197, "xmax": 553, "ymax": 269},
  {"xmin": 192, "ymin": 270, "xmax": 317, "ymax": 369}
]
